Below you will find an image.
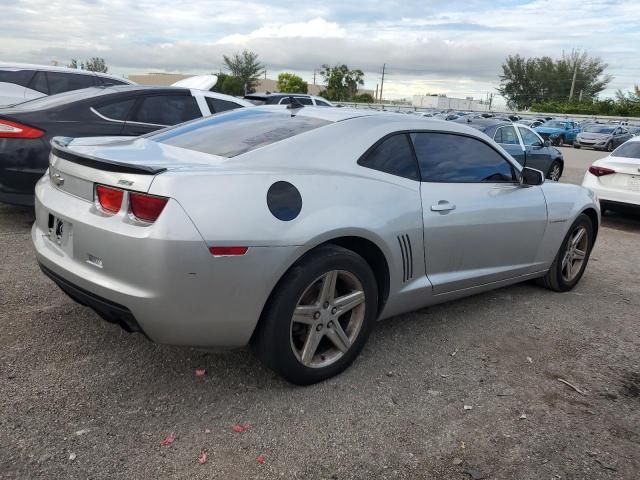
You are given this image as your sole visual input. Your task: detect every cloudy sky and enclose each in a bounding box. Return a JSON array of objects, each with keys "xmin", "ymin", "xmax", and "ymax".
[{"xmin": 1, "ymin": 0, "xmax": 638, "ymax": 103}]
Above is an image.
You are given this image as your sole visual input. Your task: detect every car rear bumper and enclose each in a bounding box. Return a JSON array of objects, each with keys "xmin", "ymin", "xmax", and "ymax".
[
  {"xmin": 33, "ymin": 174, "xmax": 302, "ymax": 347},
  {"xmin": 582, "ymin": 173, "xmax": 640, "ymax": 207}
]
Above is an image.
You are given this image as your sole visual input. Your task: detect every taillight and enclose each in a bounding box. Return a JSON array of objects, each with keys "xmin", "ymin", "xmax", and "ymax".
[
  {"xmin": 0, "ymin": 119, "xmax": 45, "ymax": 139},
  {"xmin": 95, "ymin": 185, "xmax": 124, "ymax": 213},
  {"xmin": 129, "ymin": 192, "xmax": 168, "ymax": 223},
  {"xmin": 589, "ymin": 166, "xmax": 615, "ymax": 177}
]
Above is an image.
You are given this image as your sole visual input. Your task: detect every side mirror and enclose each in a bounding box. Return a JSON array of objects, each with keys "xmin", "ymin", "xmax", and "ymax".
[
  {"xmin": 543, "ymin": 139, "xmax": 551, "ymax": 147},
  {"xmin": 520, "ymin": 167, "xmax": 545, "ymax": 186}
]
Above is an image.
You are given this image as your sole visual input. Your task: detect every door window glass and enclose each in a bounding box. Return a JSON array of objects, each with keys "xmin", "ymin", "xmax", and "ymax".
[
  {"xmin": 132, "ymin": 95, "xmax": 200, "ymax": 125},
  {"xmin": 494, "ymin": 126, "xmax": 519, "ymax": 145},
  {"xmin": 315, "ymin": 100, "xmax": 331, "ymax": 107},
  {"xmin": 518, "ymin": 127, "xmax": 543, "ymax": 146},
  {"xmin": 0, "ymin": 69, "xmax": 36, "ymax": 87},
  {"xmin": 358, "ymin": 134, "xmax": 419, "ymax": 180},
  {"xmin": 94, "ymin": 99, "xmax": 136, "ymax": 121},
  {"xmin": 46, "ymin": 72, "xmax": 95, "ymax": 95},
  {"xmin": 411, "ymin": 132, "xmax": 515, "ymax": 183}
]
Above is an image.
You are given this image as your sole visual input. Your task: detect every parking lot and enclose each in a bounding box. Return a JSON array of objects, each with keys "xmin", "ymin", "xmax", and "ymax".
[{"xmin": 1, "ymin": 147, "xmax": 638, "ymax": 479}]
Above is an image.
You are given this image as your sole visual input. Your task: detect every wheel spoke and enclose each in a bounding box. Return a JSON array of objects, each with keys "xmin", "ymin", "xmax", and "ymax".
[
  {"xmin": 574, "ymin": 248, "xmax": 586, "ymax": 260},
  {"xmin": 561, "ymin": 251, "xmax": 571, "ymax": 270},
  {"xmin": 301, "ymin": 329, "xmax": 323, "ymax": 365},
  {"xmin": 572, "ymin": 228, "xmax": 585, "ymax": 247},
  {"xmin": 318, "ymin": 271, "xmax": 338, "ymax": 304},
  {"xmin": 326, "ymin": 321, "xmax": 351, "ymax": 353},
  {"xmin": 334, "ymin": 290, "xmax": 365, "ymax": 317},
  {"xmin": 292, "ymin": 305, "xmax": 317, "ymax": 325},
  {"xmin": 565, "ymin": 258, "xmax": 573, "ymax": 279}
]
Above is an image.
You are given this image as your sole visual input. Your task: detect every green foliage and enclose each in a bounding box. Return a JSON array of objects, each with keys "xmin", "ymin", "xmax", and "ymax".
[
  {"xmin": 276, "ymin": 73, "xmax": 308, "ymax": 93},
  {"xmin": 530, "ymin": 97, "xmax": 640, "ymax": 117},
  {"xmin": 211, "ymin": 72, "xmax": 244, "ymax": 96},
  {"xmin": 498, "ymin": 50, "xmax": 611, "ymax": 110},
  {"xmin": 68, "ymin": 57, "xmax": 108, "ymax": 73},
  {"xmin": 318, "ymin": 64, "xmax": 364, "ymax": 101},
  {"xmin": 352, "ymin": 93, "xmax": 374, "ymax": 103},
  {"xmin": 222, "ymin": 50, "xmax": 264, "ymax": 94}
]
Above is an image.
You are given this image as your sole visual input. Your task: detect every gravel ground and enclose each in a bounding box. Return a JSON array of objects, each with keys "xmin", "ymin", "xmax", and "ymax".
[{"xmin": 1, "ymin": 147, "xmax": 639, "ymax": 479}]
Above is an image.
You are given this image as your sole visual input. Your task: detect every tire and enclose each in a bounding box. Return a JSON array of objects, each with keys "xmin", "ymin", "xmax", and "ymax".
[
  {"xmin": 573, "ymin": 144, "xmax": 581, "ymax": 149},
  {"xmin": 553, "ymin": 136, "xmax": 564, "ymax": 147},
  {"xmin": 538, "ymin": 214, "xmax": 594, "ymax": 292},
  {"xmin": 252, "ymin": 244, "xmax": 378, "ymax": 385},
  {"xmin": 547, "ymin": 160, "xmax": 562, "ymax": 181},
  {"xmin": 606, "ymin": 141, "xmax": 613, "ymax": 152}
]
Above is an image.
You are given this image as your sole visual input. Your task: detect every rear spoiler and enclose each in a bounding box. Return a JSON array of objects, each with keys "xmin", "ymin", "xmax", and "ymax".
[{"xmin": 50, "ymin": 137, "xmax": 167, "ymax": 175}]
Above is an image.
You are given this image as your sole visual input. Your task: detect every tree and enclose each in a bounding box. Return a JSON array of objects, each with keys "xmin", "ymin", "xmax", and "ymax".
[
  {"xmin": 276, "ymin": 73, "xmax": 308, "ymax": 94},
  {"xmin": 222, "ymin": 50, "xmax": 264, "ymax": 94},
  {"xmin": 318, "ymin": 64, "xmax": 364, "ymax": 101},
  {"xmin": 67, "ymin": 57, "xmax": 109, "ymax": 73},
  {"xmin": 498, "ymin": 51, "xmax": 611, "ymax": 110}
]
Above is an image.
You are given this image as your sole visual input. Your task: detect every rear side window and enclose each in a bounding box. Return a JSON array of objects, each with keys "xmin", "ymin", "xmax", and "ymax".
[
  {"xmin": 315, "ymin": 100, "xmax": 331, "ymax": 107},
  {"xmin": 132, "ymin": 95, "xmax": 200, "ymax": 125},
  {"xmin": 612, "ymin": 142, "xmax": 640, "ymax": 159},
  {"xmin": 494, "ymin": 126, "xmax": 519, "ymax": 145},
  {"xmin": 359, "ymin": 134, "xmax": 419, "ymax": 180},
  {"xmin": 94, "ymin": 99, "xmax": 136, "ymax": 121},
  {"xmin": 30, "ymin": 71, "xmax": 49, "ymax": 94},
  {"xmin": 0, "ymin": 69, "xmax": 35, "ymax": 87},
  {"xmin": 98, "ymin": 77, "xmax": 128, "ymax": 86},
  {"xmin": 47, "ymin": 72, "xmax": 95, "ymax": 95},
  {"xmin": 205, "ymin": 97, "xmax": 242, "ymax": 113},
  {"xmin": 411, "ymin": 132, "xmax": 515, "ymax": 183},
  {"xmin": 280, "ymin": 97, "xmax": 313, "ymax": 105},
  {"xmin": 150, "ymin": 108, "xmax": 331, "ymax": 157}
]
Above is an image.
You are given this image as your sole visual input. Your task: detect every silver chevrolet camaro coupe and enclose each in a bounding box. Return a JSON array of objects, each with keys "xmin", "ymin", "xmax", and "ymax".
[{"xmin": 32, "ymin": 106, "xmax": 600, "ymax": 385}]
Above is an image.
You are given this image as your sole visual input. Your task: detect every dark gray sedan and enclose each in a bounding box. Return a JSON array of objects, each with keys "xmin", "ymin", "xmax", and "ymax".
[{"xmin": 574, "ymin": 125, "xmax": 633, "ymax": 151}]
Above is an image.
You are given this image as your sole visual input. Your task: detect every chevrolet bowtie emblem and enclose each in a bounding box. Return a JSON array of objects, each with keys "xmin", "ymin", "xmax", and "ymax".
[{"xmin": 52, "ymin": 173, "xmax": 65, "ymax": 186}]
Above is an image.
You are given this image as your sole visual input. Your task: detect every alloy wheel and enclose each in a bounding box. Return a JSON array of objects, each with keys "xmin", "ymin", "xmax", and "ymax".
[
  {"xmin": 561, "ymin": 226, "xmax": 588, "ymax": 282},
  {"xmin": 550, "ymin": 163, "xmax": 562, "ymax": 181},
  {"xmin": 290, "ymin": 270, "xmax": 366, "ymax": 368}
]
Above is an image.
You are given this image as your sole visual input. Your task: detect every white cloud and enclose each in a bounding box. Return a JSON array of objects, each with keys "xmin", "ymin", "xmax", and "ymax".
[{"xmin": 0, "ymin": 0, "xmax": 638, "ymax": 100}]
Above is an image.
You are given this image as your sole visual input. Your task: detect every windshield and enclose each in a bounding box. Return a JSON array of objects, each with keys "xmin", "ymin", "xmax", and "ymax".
[
  {"xmin": 612, "ymin": 142, "xmax": 640, "ymax": 159},
  {"xmin": 583, "ymin": 125, "xmax": 615, "ymax": 134},
  {"xmin": 11, "ymin": 87, "xmax": 111, "ymax": 110},
  {"xmin": 543, "ymin": 121, "xmax": 568, "ymax": 129},
  {"xmin": 150, "ymin": 108, "xmax": 332, "ymax": 157}
]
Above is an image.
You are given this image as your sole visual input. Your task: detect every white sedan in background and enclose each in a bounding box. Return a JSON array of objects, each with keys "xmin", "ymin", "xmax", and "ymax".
[{"xmin": 582, "ymin": 136, "xmax": 640, "ymax": 209}]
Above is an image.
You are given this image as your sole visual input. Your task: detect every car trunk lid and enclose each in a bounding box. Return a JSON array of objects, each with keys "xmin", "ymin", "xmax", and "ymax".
[{"xmin": 49, "ymin": 136, "xmax": 227, "ymax": 201}]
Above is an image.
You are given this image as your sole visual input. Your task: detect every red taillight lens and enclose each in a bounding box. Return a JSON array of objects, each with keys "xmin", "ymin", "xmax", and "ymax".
[
  {"xmin": 95, "ymin": 185, "xmax": 124, "ymax": 213},
  {"xmin": 589, "ymin": 166, "xmax": 615, "ymax": 177},
  {"xmin": 0, "ymin": 119, "xmax": 45, "ymax": 138},
  {"xmin": 208, "ymin": 246, "xmax": 249, "ymax": 256},
  {"xmin": 129, "ymin": 192, "xmax": 168, "ymax": 223}
]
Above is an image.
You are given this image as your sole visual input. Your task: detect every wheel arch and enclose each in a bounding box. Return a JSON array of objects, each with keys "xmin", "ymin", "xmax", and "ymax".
[
  {"xmin": 580, "ymin": 207, "xmax": 599, "ymax": 242},
  {"xmin": 250, "ymin": 234, "xmax": 391, "ymax": 343}
]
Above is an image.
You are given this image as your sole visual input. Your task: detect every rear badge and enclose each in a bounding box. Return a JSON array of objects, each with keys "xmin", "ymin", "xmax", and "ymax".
[
  {"xmin": 118, "ymin": 179, "xmax": 134, "ymax": 187},
  {"xmin": 86, "ymin": 254, "xmax": 103, "ymax": 269}
]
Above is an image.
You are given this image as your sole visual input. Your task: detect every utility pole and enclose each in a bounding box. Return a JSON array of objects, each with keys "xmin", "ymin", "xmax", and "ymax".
[
  {"xmin": 375, "ymin": 84, "xmax": 379, "ymax": 103},
  {"xmin": 379, "ymin": 63, "xmax": 386, "ymax": 104},
  {"xmin": 488, "ymin": 93, "xmax": 493, "ymax": 111},
  {"xmin": 569, "ymin": 59, "xmax": 578, "ymax": 100},
  {"xmin": 313, "ymin": 69, "xmax": 316, "ymax": 85}
]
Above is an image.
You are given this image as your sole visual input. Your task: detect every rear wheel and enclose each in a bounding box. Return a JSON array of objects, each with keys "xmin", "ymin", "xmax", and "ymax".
[
  {"xmin": 252, "ymin": 245, "xmax": 378, "ymax": 385},
  {"xmin": 553, "ymin": 136, "xmax": 564, "ymax": 147},
  {"xmin": 547, "ymin": 160, "xmax": 562, "ymax": 181},
  {"xmin": 606, "ymin": 141, "xmax": 613, "ymax": 152},
  {"xmin": 573, "ymin": 144, "xmax": 581, "ymax": 149},
  {"xmin": 538, "ymin": 214, "xmax": 594, "ymax": 292}
]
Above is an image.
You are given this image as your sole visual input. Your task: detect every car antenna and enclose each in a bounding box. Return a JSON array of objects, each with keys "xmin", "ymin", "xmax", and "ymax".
[{"xmin": 287, "ymin": 96, "xmax": 304, "ymax": 116}]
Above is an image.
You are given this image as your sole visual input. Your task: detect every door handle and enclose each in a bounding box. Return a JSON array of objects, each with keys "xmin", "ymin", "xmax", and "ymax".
[{"xmin": 431, "ymin": 201, "xmax": 456, "ymax": 212}]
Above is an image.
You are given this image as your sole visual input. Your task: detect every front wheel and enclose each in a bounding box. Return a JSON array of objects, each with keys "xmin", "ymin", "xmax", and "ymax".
[
  {"xmin": 547, "ymin": 160, "xmax": 562, "ymax": 181},
  {"xmin": 606, "ymin": 141, "xmax": 614, "ymax": 152},
  {"xmin": 538, "ymin": 214, "xmax": 594, "ymax": 292},
  {"xmin": 252, "ymin": 245, "xmax": 378, "ymax": 385},
  {"xmin": 553, "ymin": 136, "xmax": 564, "ymax": 147}
]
